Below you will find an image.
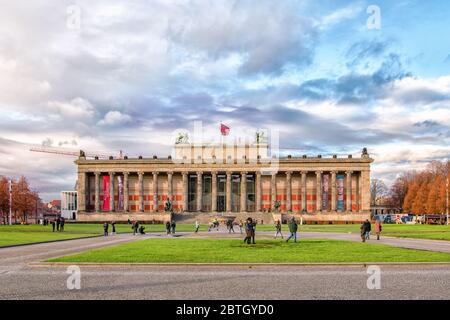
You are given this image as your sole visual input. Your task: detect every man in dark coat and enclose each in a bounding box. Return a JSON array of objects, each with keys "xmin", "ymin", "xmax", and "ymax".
[
  {"xmin": 111, "ymin": 221, "xmax": 116, "ymax": 235},
  {"xmin": 51, "ymin": 220, "xmax": 55, "ymax": 232},
  {"xmin": 133, "ymin": 221, "xmax": 139, "ymax": 236},
  {"xmin": 286, "ymin": 218, "xmax": 298, "ymax": 243},
  {"xmin": 165, "ymin": 221, "xmax": 171, "ymax": 235},
  {"xmin": 56, "ymin": 217, "xmax": 60, "ymax": 232},
  {"xmin": 171, "ymin": 220, "xmax": 176, "ymax": 235},
  {"xmin": 103, "ymin": 222, "xmax": 109, "ymax": 236},
  {"xmin": 60, "ymin": 217, "xmax": 65, "ymax": 232},
  {"xmin": 243, "ymin": 218, "xmax": 256, "ymax": 244},
  {"xmin": 360, "ymin": 219, "xmax": 371, "ymax": 242}
]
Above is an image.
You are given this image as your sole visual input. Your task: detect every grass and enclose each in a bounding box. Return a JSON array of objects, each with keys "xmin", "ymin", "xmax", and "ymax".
[
  {"xmin": 1, "ymin": 223, "xmax": 449, "ymax": 247},
  {"xmin": 0, "ymin": 223, "xmax": 210, "ymax": 247},
  {"xmin": 48, "ymin": 238, "xmax": 450, "ymax": 263}
]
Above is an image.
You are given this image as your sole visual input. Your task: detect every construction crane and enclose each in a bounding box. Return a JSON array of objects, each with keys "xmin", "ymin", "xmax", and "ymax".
[{"xmin": 30, "ymin": 146, "xmax": 125, "ymax": 160}]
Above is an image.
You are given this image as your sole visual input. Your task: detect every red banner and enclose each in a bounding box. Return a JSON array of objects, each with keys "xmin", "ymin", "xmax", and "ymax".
[{"xmin": 103, "ymin": 176, "xmax": 110, "ymax": 211}]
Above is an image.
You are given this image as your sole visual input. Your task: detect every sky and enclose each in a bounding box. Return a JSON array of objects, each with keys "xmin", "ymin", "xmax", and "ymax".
[{"xmin": 0, "ymin": 0, "xmax": 449, "ymax": 201}]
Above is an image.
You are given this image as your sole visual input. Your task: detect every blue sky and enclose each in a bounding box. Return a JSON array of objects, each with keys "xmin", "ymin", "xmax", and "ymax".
[{"xmin": 0, "ymin": 0, "xmax": 449, "ymax": 200}]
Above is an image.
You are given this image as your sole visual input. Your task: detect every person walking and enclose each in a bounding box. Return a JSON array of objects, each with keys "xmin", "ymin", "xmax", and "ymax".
[
  {"xmin": 238, "ymin": 220, "xmax": 243, "ymax": 234},
  {"xmin": 103, "ymin": 222, "xmax": 109, "ymax": 237},
  {"xmin": 133, "ymin": 221, "xmax": 139, "ymax": 236},
  {"xmin": 171, "ymin": 220, "xmax": 176, "ymax": 235},
  {"xmin": 195, "ymin": 220, "xmax": 200, "ymax": 233},
  {"xmin": 243, "ymin": 217, "xmax": 253, "ymax": 244},
  {"xmin": 60, "ymin": 217, "xmax": 65, "ymax": 232},
  {"xmin": 51, "ymin": 220, "xmax": 55, "ymax": 232},
  {"xmin": 111, "ymin": 221, "xmax": 116, "ymax": 235},
  {"xmin": 360, "ymin": 219, "xmax": 371, "ymax": 242},
  {"xmin": 56, "ymin": 217, "xmax": 60, "ymax": 232},
  {"xmin": 274, "ymin": 220, "xmax": 283, "ymax": 239},
  {"xmin": 165, "ymin": 221, "xmax": 171, "ymax": 235},
  {"xmin": 286, "ymin": 217, "xmax": 298, "ymax": 243},
  {"xmin": 374, "ymin": 219, "xmax": 382, "ymax": 240}
]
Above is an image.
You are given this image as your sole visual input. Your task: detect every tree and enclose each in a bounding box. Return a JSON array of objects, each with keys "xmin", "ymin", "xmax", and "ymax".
[
  {"xmin": 388, "ymin": 172, "xmax": 412, "ymax": 209},
  {"xmin": 370, "ymin": 179, "xmax": 388, "ymax": 205},
  {"xmin": 426, "ymin": 177, "xmax": 440, "ymax": 214}
]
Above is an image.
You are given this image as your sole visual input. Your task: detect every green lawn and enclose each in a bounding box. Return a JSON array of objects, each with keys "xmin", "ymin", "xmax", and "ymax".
[
  {"xmin": 48, "ymin": 238, "xmax": 450, "ymax": 263},
  {"xmin": 1, "ymin": 223, "xmax": 449, "ymax": 247},
  {"xmin": 0, "ymin": 223, "xmax": 209, "ymax": 247},
  {"xmin": 256, "ymin": 224, "xmax": 450, "ymax": 241}
]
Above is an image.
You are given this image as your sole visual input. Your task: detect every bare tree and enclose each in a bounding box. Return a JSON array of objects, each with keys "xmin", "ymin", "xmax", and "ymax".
[{"xmin": 370, "ymin": 179, "xmax": 388, "ymax": 205}]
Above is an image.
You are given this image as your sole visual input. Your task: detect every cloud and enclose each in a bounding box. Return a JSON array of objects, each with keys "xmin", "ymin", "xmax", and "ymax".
[
  {"xmin": 167, "ymin": 0, "xmax": 317, "ymax": 76},
  {"xmin": 319, "ymin": 3, "xmax": 364, "ymax": 29},
  {"xmin": 98, "ymin": 111, "xmax": 132, "ymax": 126},
  {"xmin": 48, "ymin": 98, "xmax": 95, "ymax": 119}
]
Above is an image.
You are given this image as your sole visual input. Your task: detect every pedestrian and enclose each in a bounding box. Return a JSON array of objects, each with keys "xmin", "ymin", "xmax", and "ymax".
[
  {"xmin": 139, "ymin": 225, "xmax": 146, "ymax": 235},
  {"xmin": 243, "ymin": 217, "xmax": 255, "ymax": 244},
  {"xmin": 171, "ymin": 220, "xmax": 176, "ymax": 235},
  {"xmin": 286, "ymin": 217, "xmax": 298, "ymax": 243},
  {"xmin": 365, "ymin": 219, "xmax": 371, "ymax": 240},
  {"xmin": 60, "ymin": 217, "xmax": 65, "ymax": 232},
  {"xmin": 360, "ymin": 219, "xmax": 371, "ymax": 242},
  {"xmin": 274, "ymin": 220, "xmax": 283, "ymax": 239},
  {"xmin": 56, "ymin": 217, "xmax": 60, "ymax": 232},
  {"xmin": 374, "ymin": 219, "xmax": 382, "ymax": 240},
  {"xmin": 111, "ymin": 221, "xmax": 116, "ymax": 235},
  {"xmin": 133, "ymin": 221, "xmax": 139, "ymax": 236},
  {"xmin": 165, "ymin": 221, "xmax": 171, "ymax": 235},
  {"xmin": 195, "ymin": 220, "xmax": 200, "ymax": 233},
  {"xmin": 103, "ymin": 222, "xmax": 109, "ymax": 236},
  {"xmin": 227, "ymin": 219, "xmax": 235, "ymax": 233},
  {"xmin": 51, "ymin": 220, "xmax": 55, "ymax": 232},
  {"xmin": 238, "ymin": 220, "xmax": 243, "ymax": 234}
]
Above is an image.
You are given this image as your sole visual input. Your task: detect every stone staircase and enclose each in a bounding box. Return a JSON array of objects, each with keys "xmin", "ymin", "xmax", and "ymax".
[{"xmin": 172, "ymin": 211, "xmax": 275, "ymax": 224}]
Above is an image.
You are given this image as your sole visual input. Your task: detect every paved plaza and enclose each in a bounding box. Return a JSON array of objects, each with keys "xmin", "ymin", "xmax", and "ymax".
[{"xmin": 0, "ymin": 230, "xmax": 449, "ymax": 300}]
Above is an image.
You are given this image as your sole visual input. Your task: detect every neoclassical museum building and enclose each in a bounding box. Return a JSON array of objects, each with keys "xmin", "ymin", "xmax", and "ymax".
[{"xmin": 76, "ymin": 143, "xmax": 373, "ymax": 224}]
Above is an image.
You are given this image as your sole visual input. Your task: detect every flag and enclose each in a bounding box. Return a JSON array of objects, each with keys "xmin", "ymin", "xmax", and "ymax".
[
  {"xmin": 103, "ymin": 176, "xmax": 110, "ymax": 211},
  {"xmin": 220, "ymin": 123, "xmax": 230, "ymax": 136}
]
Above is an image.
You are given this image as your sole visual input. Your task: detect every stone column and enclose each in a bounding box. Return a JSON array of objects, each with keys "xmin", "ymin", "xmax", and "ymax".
[
  {"xmin": 286, "ymin": 171, "xmax": 292, "ymax": 212},
  {"xmin": 123, "ymin": 172, "xmax": 129, "ymax": 212},
  {"xmin": 331, "ymin": 171, "xmax": 337, "ymax": 211},
  {"xmin": 167, "ymin": 171, "xmax": 173, "ymax": 201},
  {"xmin": 182, "ymin": 172, "xmax": 188, "ymax": 211},
  {"xmin": 271, "ymin": 172, "xmax": 277, "ymax": 211},
  {"xmin": 356, "ymin": 171, "xmax": 360, "ymax": 212},
  {"xmin": 77, "ymin": 172, "xmax": 87, "ymax": 211},
  {"xmin": 226, "ymin": 172, "xmax": 231, "ymax": 212},
  {"xmin": 94, "ymin": 172, "xmax": 100, "ymax": 212},
  {"xmin": 197, "ymin": 171, "xmax": 203, "ymax": 211},
  {"xmin": 346, "ymin": 171, "xmax": 352, "ymax": 212},
  {"xmin": 256, "ymin": 171, "xmax": 261, "ymax": 212},
  {"xmin": 360, "ymin": 170, "xmax": 370, "ymax": 212},
  {"xmin": 138, "ymin": 171, "xmax": 144, "ymax": 212},
  {"xmin": 153, "ymin": 172, "xmax": 158, "ymax": 212},
  {"xmin": 109, "ymin": 172, "xmax": 115, "ymax": 211},
  {"xmin": 316, "ymin": 171, "xmax": 322, "ymax": 211},
  {"xmin": 301, "ymin": 171, "xmax": 307, "ymax": 212},
  {"xmin": 211, "ymin": 171, "xmax": 217, "ymax": 212},
  {"xmin": 240, "ymin": 171, "xmax": 247, "ymax": 212}
]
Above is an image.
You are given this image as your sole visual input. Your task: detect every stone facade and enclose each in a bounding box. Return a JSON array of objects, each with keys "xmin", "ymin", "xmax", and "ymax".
[{"xmin": 76, "ymin": 143, "xmax": 373, "ymax": 223}]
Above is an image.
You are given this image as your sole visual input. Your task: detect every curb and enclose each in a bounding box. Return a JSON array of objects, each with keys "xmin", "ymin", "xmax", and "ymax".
[{"xmin": 30, "ymin": 261, "xmax": 450, "ymax": 268}]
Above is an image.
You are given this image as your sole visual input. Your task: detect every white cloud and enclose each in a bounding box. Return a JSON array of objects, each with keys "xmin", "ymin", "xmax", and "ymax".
[
  {"xmin": 98, "ymin": 111, "xmax": 132, "ymax": 126},
  {"xmin": 48, "ymin": 98, "xmax": 95, "ymax": 119}
]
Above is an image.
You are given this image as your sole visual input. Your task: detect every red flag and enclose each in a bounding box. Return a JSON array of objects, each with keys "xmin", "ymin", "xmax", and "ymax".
[
  {"xmin": 220, "ymin": 123, "xmax": 230, "ymax": 136},
  {"xmin": 103, "ymin": 176, "xmax": 110, "ymax": 211}
]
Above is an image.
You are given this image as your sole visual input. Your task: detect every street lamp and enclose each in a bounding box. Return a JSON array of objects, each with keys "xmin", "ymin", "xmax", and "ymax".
[
  {"xmin": 9, "ymin": 179, "xmax": 12, "ymax": 225},
  {"xmin": 446, "ymin": 173, "xmax": 449, "ymax": 226}
]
